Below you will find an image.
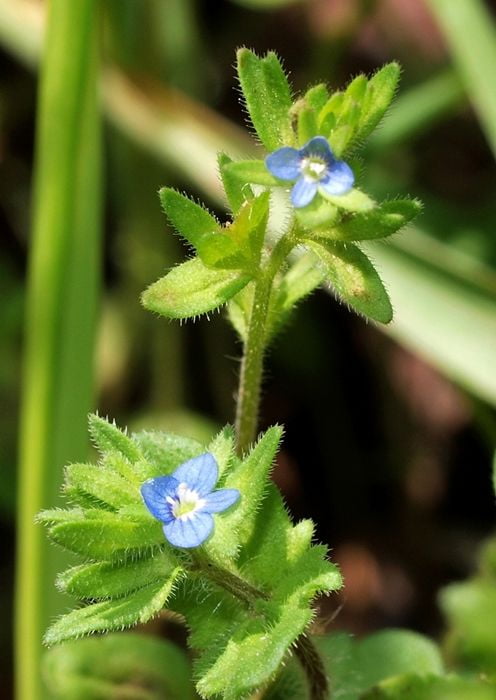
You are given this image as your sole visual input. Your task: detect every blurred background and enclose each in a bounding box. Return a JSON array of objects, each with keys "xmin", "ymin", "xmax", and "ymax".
[{"xmin": 1, "ymin": 0, "xmax": 496, "ymax": 695}]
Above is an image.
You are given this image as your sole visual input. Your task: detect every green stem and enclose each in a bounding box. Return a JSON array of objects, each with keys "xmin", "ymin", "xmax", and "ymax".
[
  {"xmin": 235, "ymin": 233, "xmax": 297, "ymax": 455},
  {"xmin": 15, "ymin": 2, "xmax": 101, "ymax": 699},
  {"xmin": 232, "ymin": 228, "xmax": 329, "ymax": 698}
]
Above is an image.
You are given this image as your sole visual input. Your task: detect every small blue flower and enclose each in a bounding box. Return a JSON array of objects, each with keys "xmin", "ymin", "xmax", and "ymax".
[
  {"xmin": 141, "ymin": 453, "xmax": 240, "ymax": 548},
  {"xmin": 265, "ymin": 136, "xmax": 354, "ymax": 208}
]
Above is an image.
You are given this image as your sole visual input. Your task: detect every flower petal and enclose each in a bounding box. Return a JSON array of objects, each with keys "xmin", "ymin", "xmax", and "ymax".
[
  {"xmin": 300, "ymin": 136, "xmax": 335, "ymax": 166},
  {"xmin": 291, "ymin": 177, "xmax": 318, "ymax": 208},
  {"xmin": 319, "ymin": 160, "xmax": 355, "ymax": 196},
  {"xmin": 141, "ymin": 476, "xmax": 179, "ymax": 523},
  {"xmin": 265, "ymin": 147, "xmax": 302, "ymax": 181},
  {"xmin": 202, "ymin": 489, "xmax": 240, "ymax": 514},
  {"xmin": 171, "ymin": 453, "xmax": 218, "ymax": 496},
  {"xmin": 163, "ymin": 512, "xmax": 214, "ymax": 548}
]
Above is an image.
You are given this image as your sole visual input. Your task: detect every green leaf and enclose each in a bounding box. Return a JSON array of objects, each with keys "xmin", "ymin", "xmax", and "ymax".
[
  {"xmin": 440, "ymin": 579, "xmax": 496, "ymax": 673},
  {"xmin": 306, "ymin": 240, "xmax": 393, "ymax": 323},
  {"xmin": 320, "ymin": 187, "xmax": 375, "ymax": 213},
  {"xmin": 41, "ymin": 509, "xmax": 163, "ymax": 560},
  {"xmin": 354, "ymin": 629, "xmax": 444, "ymax": 687},
  {"xmin": 159, "ymin": 187, "xmax": 220, "ymax": 249},
  {"xmin": 195, "ymin": 231, "xmax": 244, "ymax": 269},
  {"xmin": 224, "ymin": 159, "xmax": 280, "ymax": 186},
  {"xmin": 328, "ymin": 124, "xmax": 354, "ymax": 157},
  {"xmin": 57, "ymin": 552, "xmax": 179, "ymax": 600},
  {"xmin": 196, "ymin": 600, "xmax": 312, "ymax": 700},
  {"xmin": 363, "ymin": 674, "xmax": 496, "ymax": 700},
  {"xmin": 142, "ymin": 257, "xmax": 251, "ymax": 319},
  {"xmin": 316, "ymin": 199, "xmax": 423, "ymax": 242},
  {"xmin": 44, "ymin": 575, "xmax": 182, "ymax": 645},
  {"xmin": 266, "ymin": 254, "xmax": 326, "ymax": 342},
  {"xmin": 304, "ymin": 83, "xmax": 330, "ymax": 113},
  {"xmin": 295, "ymin": 196, "xmax": 339, "ymax": 230},
  {"xmin": 297, "ymin": 106, "xmax": 319, "ymax": 145},
  {"xmin": 207, "ymin": 426, "xmax": 236, "ymax": 480},
  {"xmin": 318, "ymin": 91, "xmax": 344, "ymax": 134},
  {"xmin": 357, "ymin": 62, "xmax": 401, "ymax": 142},
  {"xmin": 218, "ymin": 152, "xmax": 254, "ymax": 215},
  {"xmin": 43, "ymin": 634, "xmax": 195, "ymax": 700},
  {"xmin": 88, "ymin": 414, "xmax": 141, "ymax": 463},
  {"xmin": 317, "ymin": 629, "xmax": 443, "ymax": 699},
  {"xmin": 227, "ymin": 191, "xmax": 270, "ymax": 264},
  {"xmin": 131, "ymin": 430, "xmax": 202, "ymax": 475},
  {"xmin": 237, "ymin": 48, "xmax": 293, "ymax": 150},
  {"xmin": 224, "ymin": 426, "xmax": 283, "ymax": 543},
  {"xmin": 64, "ymin": 463, "xmax": 138, "ymax": 509}
]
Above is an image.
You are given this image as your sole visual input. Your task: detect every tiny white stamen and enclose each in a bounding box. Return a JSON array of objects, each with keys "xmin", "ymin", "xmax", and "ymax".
[
  {"xmin": 168, "ymin": 482, "xmax": 206, "ymax": 520},
  {"xmin": 301, "ymin": 157, "xmax": 327, "ymax": 180}
]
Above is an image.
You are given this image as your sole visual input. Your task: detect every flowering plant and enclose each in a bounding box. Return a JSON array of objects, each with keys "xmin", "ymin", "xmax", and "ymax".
[{"xmin": 39, "ymin": 49, "xmax": 446, "ymax": 700}]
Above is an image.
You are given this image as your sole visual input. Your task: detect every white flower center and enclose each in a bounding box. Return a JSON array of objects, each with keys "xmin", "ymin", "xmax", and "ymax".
[
  {"xmin": 167, "ymin": 482, "xmax": 206, "ymax": 521},
  {"xmin": 301, "ymin": 157, "xmax": 327, "ymax": 180}
]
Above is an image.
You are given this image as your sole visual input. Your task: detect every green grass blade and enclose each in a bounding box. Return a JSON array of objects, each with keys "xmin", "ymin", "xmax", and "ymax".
[
  {"xmin": 15, "ymin": 1, "xmax": 102, "ymax": 698},
  {"xmin": 364, "ymin": 233, "xmax": 496, "ymax": 405},
  {"xmin": 426, "ymin": 0, "xmax": 496, "ymax": 158}
]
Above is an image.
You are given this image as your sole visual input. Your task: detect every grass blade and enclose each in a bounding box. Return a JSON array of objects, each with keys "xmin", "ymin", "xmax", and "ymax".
[{"xmin": 15, "ymin": 1, "xmax": 102, "ymax": 698}]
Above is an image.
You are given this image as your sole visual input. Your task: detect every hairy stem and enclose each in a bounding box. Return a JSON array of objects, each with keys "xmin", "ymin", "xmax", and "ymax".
[
  {"xmin": 193, "ymin": 556, "xmax": 329, "ymax": 700},
  {"xmin": 294, "ymin": 635, "xmax": 329, "ymax": 700},
  {"xmin": 234, "ymin": 232, "xmax": 297, "ymax": 455}
]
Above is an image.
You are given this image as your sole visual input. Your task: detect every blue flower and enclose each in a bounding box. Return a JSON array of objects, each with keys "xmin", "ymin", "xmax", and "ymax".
[
  {"xmin": 141, "ymin": 453, "xmax": 240, "ymax": 548},
  {"xmin": 265, "ymin": 136, "xmax": 354, "ymax": 208}
]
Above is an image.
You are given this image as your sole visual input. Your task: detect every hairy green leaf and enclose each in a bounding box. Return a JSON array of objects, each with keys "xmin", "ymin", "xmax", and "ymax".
[
  {"xmin": 314, "ymin": 199, "xmax": 423, "ymax": 242},
  {"xmin": 224, "ymin": 426, "xmax": 283, "ymax": 543},
  {"xmin": 88, "ymin": 414, "xmax": 141, "ymax": 463},
  {"xmin": 296, "ymin": 197, "xmax": 339, "ymax": 230},
  {"xmin": 218, "ymin": 152, "xmax": 254, "ymax": 215},
  {"xmin": 266, "ymin": 254, "xmax": 326, "ymax": 342},
  {"xmin": 320, "ymin": 187, "xmax": 375, "ymax": 213},
  {"xmin": 132, "ymin": 430, "xmax": 202, "ymax": 475},
  {"xmin": 159, "ymin": 187, "xmax": 220, "ymax": 249},
  {"xmin": 57, "ymin": 552, "xmax": 179, "ymax": 600},
  {"xmin": 306, "ymin": 239, "xmax": 393, "ymax": 323},
  {"xmin": 304, "ymin": 83, "xmax": 330, "ymax": 113},
  {"xmin": 44, "ymin": 575, "xmax": 182, "ymax": 645},
  {"xmin": 224, "ymin": 159, "xmax": 280, "ymax": 186},
  {"xmin": 41, "ymin": 509, "xmax": 163, "ymax": 560},
  {"xmin": 64, "ymin": 463, "xmax": 138, "ymax": 510},
  {"xmin": 142, "ymin": 257, "xmax": 251, "ymax": 319},
  {"xmin": 357, "ymin": 62, "xmax": 401, "ymax": 142},
  {"xmin": 237, "ymin": 48, "xmax": 293, "ymax": 150}
]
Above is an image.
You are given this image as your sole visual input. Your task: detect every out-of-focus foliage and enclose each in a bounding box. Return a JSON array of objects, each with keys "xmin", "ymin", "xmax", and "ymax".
[{"xmin": 43, "ymin": 634, "xmax": 195, "ymax": 700}]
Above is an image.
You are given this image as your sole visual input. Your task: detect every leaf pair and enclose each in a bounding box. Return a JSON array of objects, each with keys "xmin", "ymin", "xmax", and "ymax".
[{"xmin": 141, "ymin": 183, "xmax": 270, "ymax": 320}]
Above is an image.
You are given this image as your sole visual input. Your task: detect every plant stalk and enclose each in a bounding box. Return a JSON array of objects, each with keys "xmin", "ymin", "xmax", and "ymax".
[
  {"xmin": 232, "ymin": 228, "xmax": 329, "ymax": 698},
  {"xmin": 234, "ymin": 232, "xmax": 297, "ymax": 455}
]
